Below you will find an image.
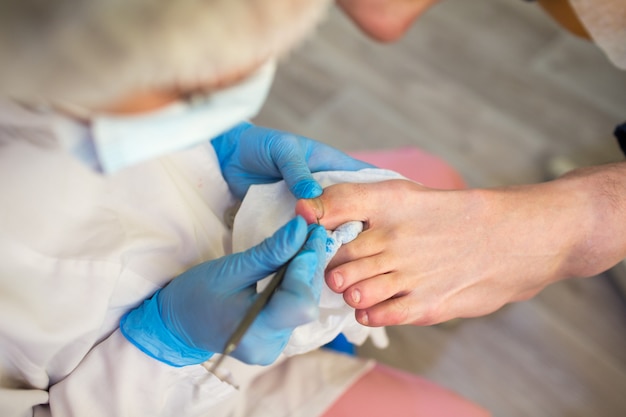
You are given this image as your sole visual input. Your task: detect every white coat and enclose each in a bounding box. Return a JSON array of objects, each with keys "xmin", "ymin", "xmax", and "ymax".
[{"xmin": 0, "ymin": 100, "xmax": 371, "ymax": 417}]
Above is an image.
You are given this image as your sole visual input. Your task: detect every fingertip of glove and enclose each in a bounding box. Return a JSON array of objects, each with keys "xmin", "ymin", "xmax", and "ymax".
[
  {"xmin": 304, "ymin": 224, "xmax": 327, "ymax": 252},
  {"xmin": 294, "ymin": 181, "xmax": 323, "ymax": 200},
  {"xmin": 283, "ymin": 215, "xmax": 307, "ymax": 237},
  {"xmin": 306, "ymin": 222, "xmax": 326, "ymax": 236}
]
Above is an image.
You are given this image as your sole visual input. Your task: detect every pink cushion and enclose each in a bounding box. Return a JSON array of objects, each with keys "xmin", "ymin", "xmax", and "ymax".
[
  {"xmin": 322, "ymin": 364, "xmax": 491, "ymax": 417},
  {"xmin": 348, "ymin": 147, "xmax": 465, "ymax": 190}
]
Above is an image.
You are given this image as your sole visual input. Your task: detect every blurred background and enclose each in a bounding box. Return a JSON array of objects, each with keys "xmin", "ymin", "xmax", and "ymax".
[{"xmin": 254, "ymin": 0, "xmax": 626, "ymax": 416}]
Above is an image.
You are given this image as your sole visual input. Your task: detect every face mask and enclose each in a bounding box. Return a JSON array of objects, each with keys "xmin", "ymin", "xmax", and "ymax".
[{"xmin": 55, "ymin": 60, "xmax": 275, "ymax": 174}]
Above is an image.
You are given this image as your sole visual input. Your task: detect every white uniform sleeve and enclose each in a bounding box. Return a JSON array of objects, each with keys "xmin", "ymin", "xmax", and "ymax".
[
  {"xmin": 45, "ymin": 330, "xmax": 236, "ymax": 417},
  {"xmin": 0, "ymin": 103, "xmax": 276, "ymax": 417}
]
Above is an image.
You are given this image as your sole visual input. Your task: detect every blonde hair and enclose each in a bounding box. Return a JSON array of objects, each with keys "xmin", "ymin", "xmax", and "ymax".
[{"xmin": 0, "ymin": 0, "xmax": 331, "ymax": 106}]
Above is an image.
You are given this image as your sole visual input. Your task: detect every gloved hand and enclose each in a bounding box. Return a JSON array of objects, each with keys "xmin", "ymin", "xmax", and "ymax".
[
  {"xmin": 211, "ymin": 122, "xmax": 374, "ymax": 200},
  {"xmin": 121, "ymin": 216, "xmax": 327, "ymax": 367}
]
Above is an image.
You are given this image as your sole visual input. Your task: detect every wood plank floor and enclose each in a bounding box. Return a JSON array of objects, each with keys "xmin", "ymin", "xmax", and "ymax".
[{"xmin": 254, "ymin": 0, "xmax": 626, "ymax": 415}]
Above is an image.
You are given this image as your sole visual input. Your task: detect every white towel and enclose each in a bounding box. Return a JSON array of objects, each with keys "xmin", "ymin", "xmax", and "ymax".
[{"xmin": 232, "ymin": 168, "xmax": 405, "ymax": 355}]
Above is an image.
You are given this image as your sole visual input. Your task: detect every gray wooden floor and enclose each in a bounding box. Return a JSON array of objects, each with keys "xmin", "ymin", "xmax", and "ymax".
[{"xmin": 253, "ymin": 0, "xmax": 626, "ymax": 416}]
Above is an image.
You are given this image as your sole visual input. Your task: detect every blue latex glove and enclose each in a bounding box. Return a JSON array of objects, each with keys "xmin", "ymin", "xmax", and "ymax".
[
  {"xmin": 211, "ymin": 122, "xmax": 374, "ymax": 200},
  {"xmin": 121, "ymin": 216, "xmax": 327, "ymax": 367}
]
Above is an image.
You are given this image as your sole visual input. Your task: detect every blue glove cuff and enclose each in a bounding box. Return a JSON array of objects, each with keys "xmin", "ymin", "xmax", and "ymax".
[{"xmin": 120, "ymin": 291, "xmax": 214, "ymax": 367}]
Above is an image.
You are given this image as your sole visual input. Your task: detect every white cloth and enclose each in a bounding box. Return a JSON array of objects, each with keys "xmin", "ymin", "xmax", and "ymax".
[
  {"xmin": 569, "ymin": 0, "xmax": 626, "ymax": 70},
  {"xmin": 205, "ymin": 350, "xmax": 375, "ymax": 417},
  {"xmin": 232, "ymin": 169, "xmax": 406, "ymax": 356},
  {"xmin": 0, "ymin": 100, "xmax": 370, "ymax": 417},
  {"xmin": 325, "ymin": 222, "xmax": 364, "ymax": 259}
]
